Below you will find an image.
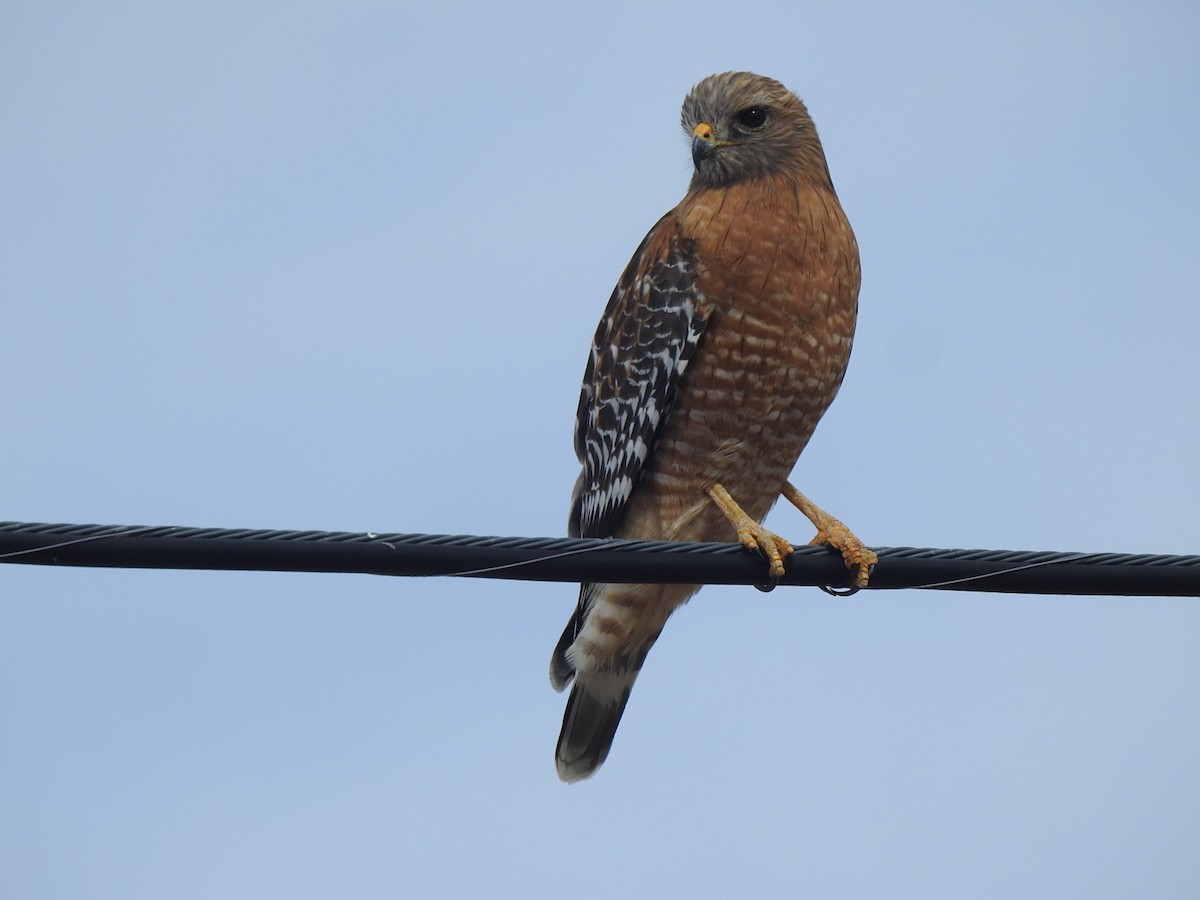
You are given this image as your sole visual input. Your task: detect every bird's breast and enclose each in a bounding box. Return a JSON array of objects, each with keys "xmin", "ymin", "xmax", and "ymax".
[
  {"xmin": 616, "ymin": 179, "xmax": 861, "ymax": 540},
  {"xmin": 677, "ymin": 178, "xmax": 860, "ymax": 402}
]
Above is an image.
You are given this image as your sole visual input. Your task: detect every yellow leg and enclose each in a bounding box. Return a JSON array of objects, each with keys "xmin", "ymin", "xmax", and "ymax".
[
  {"xmin": 706, "ymin": 483, "xmax": 794, "ymax": 580},
  {"xmin": 781, "ymin": 482, "xmax": 877, "ymax": 588}
]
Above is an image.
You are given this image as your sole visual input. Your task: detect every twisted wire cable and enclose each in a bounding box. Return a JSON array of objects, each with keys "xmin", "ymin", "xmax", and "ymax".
[{"xmin": 1, "ymin": 520, "xmax": 1197, "ymax": 596}]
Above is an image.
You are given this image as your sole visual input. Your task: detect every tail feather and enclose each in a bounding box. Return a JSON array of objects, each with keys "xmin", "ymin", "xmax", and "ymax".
[
  {"xmin": 550, "ymin": 582, "xmax": 675, "ymax": 781},
  {"xmin": 549, "ymin": 608, "xmax": 580, "ymax": 693},
  {"xmin": 555, "ymin": 670, "xmax": 638, "ymax": 783}
]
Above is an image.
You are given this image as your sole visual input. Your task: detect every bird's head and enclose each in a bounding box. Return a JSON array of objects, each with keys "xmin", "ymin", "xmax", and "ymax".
[{"xmin": 681, "ymin": 71, "xmax": 830, "ymax": 190}]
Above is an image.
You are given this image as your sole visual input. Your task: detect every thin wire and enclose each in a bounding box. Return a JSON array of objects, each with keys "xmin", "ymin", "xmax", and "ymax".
[
  {"xmin": 408, "ymin": 540, "xmax": 613, "ymax": 579},
  {"xmin": 904, "ymin": 551, "xmax": 1099, "ymax": 591},
  {"xmin": 0, "ymin": 525, "xmax": 160, "ymax": 561}
]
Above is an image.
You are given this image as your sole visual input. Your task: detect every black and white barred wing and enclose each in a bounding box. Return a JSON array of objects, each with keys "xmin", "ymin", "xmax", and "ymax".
[{"xmin": 569, "ymin": 213, "xmax": 711, "ymax": 539}]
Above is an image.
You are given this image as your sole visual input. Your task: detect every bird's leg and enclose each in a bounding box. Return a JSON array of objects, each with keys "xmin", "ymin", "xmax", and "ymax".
[
  {"xmin": 706, "ymin": 483, "xmax": 794, "ymax": 580},
  {"xmin": 781, "ymin": 482, "xmax": 877, "ymax": 588}
]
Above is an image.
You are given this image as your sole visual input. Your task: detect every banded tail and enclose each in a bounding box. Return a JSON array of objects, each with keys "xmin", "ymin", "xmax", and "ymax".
[{"xmin": 551, "ymin": 578, "xmax": 690, "ymax": 781}]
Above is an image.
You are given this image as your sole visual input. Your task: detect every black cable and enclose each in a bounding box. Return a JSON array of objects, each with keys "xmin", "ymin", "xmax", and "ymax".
[{"xmin": 1, "ymin": 520, "xmax": 1197, "ymax": 596}]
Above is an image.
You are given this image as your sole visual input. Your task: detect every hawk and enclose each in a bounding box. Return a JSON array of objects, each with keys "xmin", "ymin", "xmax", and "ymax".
[{"xmin": 550, "ymin": 72, "xmax": 875, "ymax": 782}]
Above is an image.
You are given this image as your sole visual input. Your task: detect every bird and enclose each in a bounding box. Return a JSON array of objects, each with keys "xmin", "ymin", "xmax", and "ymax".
[{"xmin": 550, "ymin": 71, "xmax": 875, "ymax": 783}]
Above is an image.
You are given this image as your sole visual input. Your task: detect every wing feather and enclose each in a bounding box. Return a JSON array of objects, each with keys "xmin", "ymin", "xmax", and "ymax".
[{"xmin": 568, "ymin": 211, "xmax": 711, "ymax": 539}]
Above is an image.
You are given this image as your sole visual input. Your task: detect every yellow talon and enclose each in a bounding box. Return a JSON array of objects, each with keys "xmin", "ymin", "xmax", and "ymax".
[
  {"xmin": 781, "ymin": 482, "xmax": 877, "ymax": 588},
  {"xmin": 706, "ymin": 483, "xmax": 795, "ymax": 580}
]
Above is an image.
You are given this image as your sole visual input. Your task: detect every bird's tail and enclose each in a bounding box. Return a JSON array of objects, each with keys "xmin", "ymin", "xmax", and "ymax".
[
  {"xmin": 554, "ymin": 668, "xmax": 639, "ymax": 783},
  {"xmin": 551, "ymin": 582, "xmax": 680, "ymax": 782}
]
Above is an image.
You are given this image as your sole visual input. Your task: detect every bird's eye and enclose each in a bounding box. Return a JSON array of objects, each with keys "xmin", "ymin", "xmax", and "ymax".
[{"xmin": 736, "ymin": 107, "xmax": 768, "ymax": 129}]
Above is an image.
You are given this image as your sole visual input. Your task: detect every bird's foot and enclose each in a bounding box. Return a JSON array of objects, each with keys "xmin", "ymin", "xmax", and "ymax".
[
  {"xmin": 781, "ymin": 482, "xmax": 877, "ymax": 589},
  {"xmin": 706, "ymin": 483, "xmax": 794, "ymax": 580}
]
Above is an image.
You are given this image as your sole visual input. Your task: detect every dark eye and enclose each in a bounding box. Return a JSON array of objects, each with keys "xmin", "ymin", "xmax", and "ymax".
[{"xmin": 736, "ymin": 107, "xmax": 768, "ymax": 129}]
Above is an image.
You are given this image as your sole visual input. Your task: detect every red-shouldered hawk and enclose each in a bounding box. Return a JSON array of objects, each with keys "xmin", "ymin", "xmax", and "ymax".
[{"xmin": 550, "ymin": 72, "xmax": 875, "ymax": 782}]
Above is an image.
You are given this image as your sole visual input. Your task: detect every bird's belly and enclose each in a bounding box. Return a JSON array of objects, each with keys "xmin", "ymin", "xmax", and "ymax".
[{"xmin": 615, "ymin": 303, "xmax": 853, "ymax": 543}]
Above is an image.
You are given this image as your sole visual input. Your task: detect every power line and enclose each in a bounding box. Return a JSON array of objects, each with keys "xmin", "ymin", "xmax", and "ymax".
[{"xmin": 1, "ymin": 520, "xmax": 1197, "ymax": 596}]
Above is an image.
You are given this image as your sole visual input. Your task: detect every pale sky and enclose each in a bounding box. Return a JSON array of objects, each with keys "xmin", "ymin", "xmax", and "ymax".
[{"xmin": 3, "ymin": 1, "xmax": 1199, "ymax": 897}]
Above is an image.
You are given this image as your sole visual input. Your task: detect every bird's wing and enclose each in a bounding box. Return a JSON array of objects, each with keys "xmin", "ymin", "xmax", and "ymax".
[{"xmin": 569, "ymin": 211, "xmax": 712, "ymax": 539}]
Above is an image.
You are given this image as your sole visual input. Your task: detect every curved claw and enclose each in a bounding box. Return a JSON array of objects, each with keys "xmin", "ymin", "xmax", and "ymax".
[
  {"xmin": 783, "ymin": 482, "xmax": 877, "ymax": 590},
  {"xmin": 707, "ymin": 483, "xmax": 795, "ymax": 581}
]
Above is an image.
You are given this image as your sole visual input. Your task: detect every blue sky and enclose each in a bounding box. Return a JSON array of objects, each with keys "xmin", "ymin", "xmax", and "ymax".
[{"xmin": 3, "ymin": 1, "xmax": 1199, "ymax": 897}]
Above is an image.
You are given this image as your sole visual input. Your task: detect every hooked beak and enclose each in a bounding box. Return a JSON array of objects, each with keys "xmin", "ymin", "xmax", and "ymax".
[{"xmin": 691, "ymin": 120, "xmax": 738, "ymax": 165}]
